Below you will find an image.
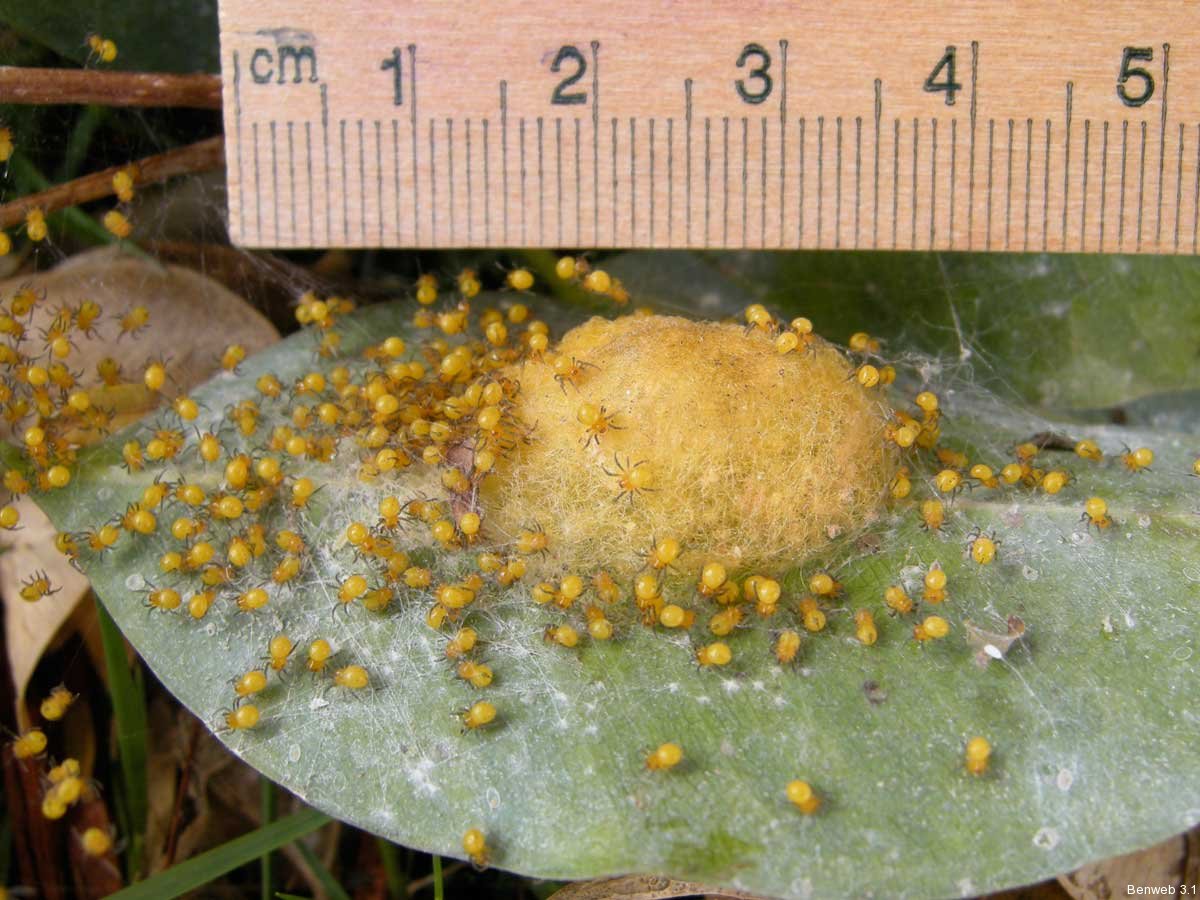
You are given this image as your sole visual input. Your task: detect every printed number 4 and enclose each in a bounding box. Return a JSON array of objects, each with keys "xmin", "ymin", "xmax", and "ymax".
[{"xmin": 923, "ymin": 46, "xmax": 961, "ymax": 106}]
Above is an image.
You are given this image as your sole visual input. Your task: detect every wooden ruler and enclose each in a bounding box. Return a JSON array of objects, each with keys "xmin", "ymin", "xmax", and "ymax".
[{"xmin": 217, "ymin": 1, "xmax": 1200, "ymax": 253}]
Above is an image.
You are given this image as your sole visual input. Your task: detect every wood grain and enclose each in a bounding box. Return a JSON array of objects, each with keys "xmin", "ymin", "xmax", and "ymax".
[{"xmin": 217, "ymin": 0, "xmax": 1200, "ymax": 252}]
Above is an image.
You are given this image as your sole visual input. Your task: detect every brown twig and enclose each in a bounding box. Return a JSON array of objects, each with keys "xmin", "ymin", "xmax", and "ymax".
[
  {"xmin": 162, "ymin": 718, "xmax": 202, "ymax": 869},
  {"xmin": 0, "ymin": 66, "xmax": 221, "ymax": 109},
  {"xmin": 0, "ymin": 136, "xmax": 224, "ymax": 230}
]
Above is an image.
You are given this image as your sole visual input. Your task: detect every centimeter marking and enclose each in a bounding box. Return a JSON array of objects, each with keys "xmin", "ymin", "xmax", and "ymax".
[{"xmin": 218, "ymin": 0, "xmax": 1200, "ymax": 252}]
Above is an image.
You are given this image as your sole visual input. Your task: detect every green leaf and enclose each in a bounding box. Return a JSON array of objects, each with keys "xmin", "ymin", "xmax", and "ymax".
[
  {"xmin": 607, "ymin": 251, "xmax": 1200, "ymax": 410},
  {"xmin": 0, "ymin": 1, "xmax": 218, "ymax": 73},
  {"xmin": 107, "ymin": 808, "xmax": 329, "ymax": 900},
  {"xmin": 26, "ymin": 289, "xmax": 1200, "ymax": 899}
]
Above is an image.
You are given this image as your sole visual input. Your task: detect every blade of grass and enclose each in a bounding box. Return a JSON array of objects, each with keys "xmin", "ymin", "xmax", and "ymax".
[
  {"xmin": 261, "ymin": 778, "xmax": 277, "ymax": 900},
  {"xmin": 109, "ymin": 808, "xmax": 330, "ymax": 900},
  {"xmin": 95, "ymin": 597, "xmax": 148, "ymax": 881},
  {"xmin": 58, "ymin": 104, "xmax": 110, "ymax": 181},
  {"xmin": 377, "ymin": 837, "xmax": 406, "ymax": 899},
  {"xmin": 291, "ymin": 836, "xmax": 351, "ymax": 900},
  {"xmin": 432, "ymin": 855, "xmax": 444, "ymax": 900}
]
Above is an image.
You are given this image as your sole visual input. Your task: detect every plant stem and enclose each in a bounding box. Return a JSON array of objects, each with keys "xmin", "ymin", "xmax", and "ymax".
[
  {"xmin": 432, "ymin": 855, "xmax": 444, "ymax": 900},
  {"xmin": 0, "ymin": 66, "xmax": 221, "ymax": 108},
  {"xmin": 0, "ymin": 136, "xmax": 224, "ymax": 229}
]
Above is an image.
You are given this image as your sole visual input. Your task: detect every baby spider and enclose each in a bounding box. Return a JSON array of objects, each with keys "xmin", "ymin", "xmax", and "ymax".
[
  {"xmin": 552, "ymin": 354, "xmax": 598, "ymax": 392},
  {"xmin": 603, "ymin": 453, "xmax": 655, "ymax": 502},
  {"xmin": 576, "ymin": 402, "xmax": 623, "ymax": 447},
  {"xmin": 1120, "ymin": 445, "xmax": 1154, "ymax": 473},
  {"xmin": 1081, "ymin": 496, "xmax": 1114, "ymax": 531},
  {"xmin": 965, "ymin": 529, "xmax": 1000, "ymax": 565}
]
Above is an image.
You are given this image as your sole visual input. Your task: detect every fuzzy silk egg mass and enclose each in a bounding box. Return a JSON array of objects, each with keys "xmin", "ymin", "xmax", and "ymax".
[{"xmin": 482, "ymin": 314, "xmax": 897, "ymax": 572}]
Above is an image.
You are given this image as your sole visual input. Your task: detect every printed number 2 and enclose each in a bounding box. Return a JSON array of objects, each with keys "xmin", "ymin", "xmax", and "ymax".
[
  {"xmin": 1117, "ymin": 46, "xmax": 1155, "ymax": 107},
  {"xmin": 923, "ymin": 46, "xmax": 961, "ymax": 106},
  {"xmin": 735, "ymin": 43, "xmax": 773, "ymax": 104},
  {"xmin": 550, "ymin": 45, "xmax": 588, "ymax": 105}
]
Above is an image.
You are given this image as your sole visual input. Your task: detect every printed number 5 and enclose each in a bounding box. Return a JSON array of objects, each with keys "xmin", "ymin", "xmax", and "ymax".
[{"xmin": 1117, "ymin": 46, "xmax": 1155, "ymax": 107}]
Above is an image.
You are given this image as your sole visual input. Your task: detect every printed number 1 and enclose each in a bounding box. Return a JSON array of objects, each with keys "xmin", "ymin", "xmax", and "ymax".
[
  {"xmin": 381, "ymin": 47, "xmax": 403, "ymax": 106},
  {"xmin": 923, "ymin": 46, "xmax": 961, "ymax": 106}
]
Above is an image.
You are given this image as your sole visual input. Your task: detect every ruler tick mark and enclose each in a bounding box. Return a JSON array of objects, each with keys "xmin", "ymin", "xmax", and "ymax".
[
  {"xmin": 1061, "ymin": 83, "xmax": 1072, "ymax": 251},
  {"xmin": 1041, "ymin": 118, "xmax": 1050, "ymax": 252},
  {"xmin": 1137, "ymin": 120, "xmax": 1147, "ymax": 251},
  {"xmin": 358, "ymin": 119, "xmax": 366, "ymax": 245},
  {"xmin": 232, "ymin": 51, "xmax": 245, "ymax": 240},
  {"xmin": 1119, "ymin": 119, "xmax": 1128, "ymax": 251},
  {"xmin": 537, "ymin": 115, "xmax": 544, "ymax": 246},
  {"xmin": 1099, "ymin": 120, "xmax": 1109, "ymax": 250},
  {"xmin": 574, "ymin": 118, "xmax": 581, "ymax": 245},
  {"xmin": 285, "ymin": 122, "xmax": 295, "ymax": 247},
  {"xmin": 375, "ymin": 120, "xmax": 382, "ymax": 245},
  {"xmin": 306, "ymin": 121, "xmax": 314, "ymax": 245},
  {"xmin": 630, "ymin": 117, "xmax": 637, "ymax": 244},
  {"xmin": 270, "ymin": 119, "xmax": 279, "ymax": 244},
  {"xmin": 467, "ymin": 118, "xmax": 474, "ymax": 244},
  {"xmin": 408, "ymin": 45, "xmax": 418, "ymax": 245},
  {"xmin": 892, "ymin": 117, "xmax": 899, "ymax": 249},
  {"xmin": 1192, "ymin": 123, "xmax": 1199, "ymax": 254},
  {"xmin": 500, "ymin": 82, "xmax": 509, "ymax": 244},
  {"xmin": 555, "ymin": 117, "xmax": 562, "ymax": 246},
  {"xmin": 1156, "ymin": 42, "xmax": 1169, "ymax": 248},
  {"xmin": 483, "ymin": 118, "xmax": 491, "ymax": 244},
  {"xmin": 429, "ymin": 118, "xmax": 437, "ymax": 245},
  {"xmin": 760, "ymin": 116, "xmax": 767, "ymax": 249},
  {"xmin": 1080, "ymin": 118, "xmax": 1089, "ymax": 252},
  {"xmin": 741, "ymin": 116, "xmax": 748, "ymax": 250},
  {"xmin": 667, "ymin": 117, "xmax": 674, "ymax": 247},
  {"xmin": 930, "ymin": 117, "xmax": 937, "ymax": 249},
  {"xmin": 968, "ymin": 40, "xmax": 978, "ymax": 249},
  {"xmin": 779, "ymin": 39, "xmax": 789, "ymax": 247},
  {"xmin": 910, "ymin": 117, "xmax": 917, "ymax": 250},
  {"xmin": 649, "ymin": 118, "xmax": 656, "ymax": 243},
  {"xmin": 252, "ymin": 122, "xmax": 261, "ymax": 243},
  {"xmin": 1004, "ymin": 118, "xmax": 1013, "ymax": 251},
  {"xmin": 448, "ymin": 117, "xmax": 456, "ymax": 245},
  {"xmin": 685, "ymin": 79, "xmax": 693, "ymax": 247},
  {"xmin": 707, "ymin": 117, "xmax": 715, "ymax": 245},
  {"xmin": 338, "ymin": 119, "xmax": 347, "ymax": 243},
  {"xmin": 834, "ymin": 115, "xmax": 842, "ymax": 249},
  {"xmin": 985, "ymin": 118, "xmax": 993, "ymax": 250},
  {"xmin": 798, "ymin": 117, "xmax": 805, "ymax": 246},
  {"xmin": 854, "ymin": 115, "xmax": 861, "ymax": 249},
  {"xmin": 1023, "ymin": 118, "xmax": 1031, "ymax": 251},
  {"xmin": 1174, "ymin": 121, "xmax": 1183, "ymax": 252},
  {"xmin": 817, "ymin": 115, "xmax": 824, "ymax": 248},
  {"xmin": 873, "ymin": 79, "xmax": 881, "ymax": 250},
  {"xmin": 611, "ymin": 116, "xmax": 618, "ymax": 244},
  {"xmin": 722, "ymin": 117, "xmax": 729, "ymax": 246},
  {"xmin": 592, "ymin": 41, "xmax": 600, "ymax": 246},
  {"xmin": 321, "ymin": 83, "xmax": 330, "ymax": 245},
  {"xmin": 949, "ymin": 117, "xmax": 956, "ymax": 249},
  {"xmin": 520, "ymin": 116, "xmax": 527, "ymax": 246}
]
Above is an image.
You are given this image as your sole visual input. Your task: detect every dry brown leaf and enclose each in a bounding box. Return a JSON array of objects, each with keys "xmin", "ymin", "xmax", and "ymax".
[
  {"xmin": 1, "ymin": 246, "xmax": 279, "ymax": 718},
  {"xmin": 0, "ymin": 499, "xmax": 91, "ymax": 729},
  {"xmin": 548, "ymin": 875, "xmax": 769, "ymax": 900},
  {"xmin": 1058, "ymin": 831, "xmax": 1189, "ymax": 899}
]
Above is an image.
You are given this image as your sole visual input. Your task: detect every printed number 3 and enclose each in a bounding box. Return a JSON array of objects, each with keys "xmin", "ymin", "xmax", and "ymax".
[{"xmin": 735, "ymin": 43, "xmax": 772, "ymax": 104}]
